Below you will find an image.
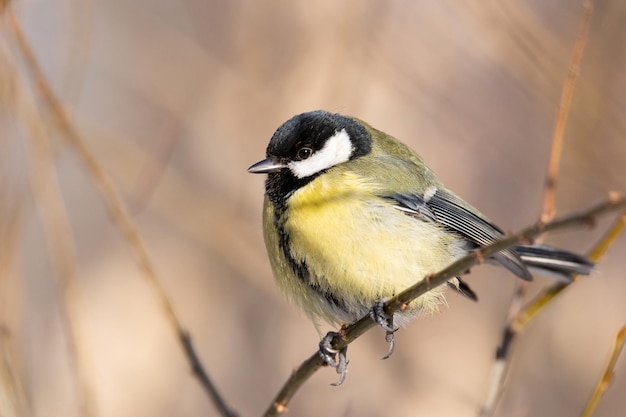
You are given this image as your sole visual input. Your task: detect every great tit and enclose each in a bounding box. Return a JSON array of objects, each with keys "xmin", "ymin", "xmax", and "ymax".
[{"xmin": 248, "ymin": 110, "xmax": 593, "ymax": 383}]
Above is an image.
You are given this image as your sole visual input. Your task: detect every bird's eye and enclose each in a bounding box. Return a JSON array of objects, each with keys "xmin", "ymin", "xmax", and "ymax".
[{"xmin": 297, "ymin": 147, "xmax": 313, "ymax": 160}]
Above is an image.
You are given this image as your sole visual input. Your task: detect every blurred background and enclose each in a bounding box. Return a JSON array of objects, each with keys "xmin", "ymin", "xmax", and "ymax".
[{"xmin": 1, "ymin": 1, "xmax": 625, "ymax": 416}]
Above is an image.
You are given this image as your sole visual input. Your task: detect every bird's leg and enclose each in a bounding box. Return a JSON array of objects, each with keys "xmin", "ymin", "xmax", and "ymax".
[
  {"xmin": 370, "ymin": 300, "xmax": 399, "ymax": 359},
  {"xmin": 318, "ymin": 331, "xmax": 349, "ymax": 386}
]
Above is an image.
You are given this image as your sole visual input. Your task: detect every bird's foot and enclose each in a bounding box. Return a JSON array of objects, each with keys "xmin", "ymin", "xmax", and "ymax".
[
  {"xmin": 369, "ymin": 300, "xmax": 399, "ymax": 360},
  {"xmin": 319, "ymin": 331, "xmax": 349, "ymax": 386}
]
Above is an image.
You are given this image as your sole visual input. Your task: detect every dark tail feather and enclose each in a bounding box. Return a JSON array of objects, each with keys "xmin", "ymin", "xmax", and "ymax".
[
  {"xmin": 515, "ymin": 244, "xmax": 594, "ymax": 280},
  {"xmin": 448, "ymin": 277, "xmax": 478, "ymax": 301}
]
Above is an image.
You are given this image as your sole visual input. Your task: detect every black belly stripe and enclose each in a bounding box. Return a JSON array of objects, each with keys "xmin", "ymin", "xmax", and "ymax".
[
  {"xmin": 275, "ymin": 213, "xmax": 347, "ymax": 312},
  {"xmin": 269, "ymin": 183, "xmax": 305, "ymax": 279},
  {"xmin": 278, "ymin": 228, "xmax": 310, "ymax": 282},
  {"xmin": 307, "ymin": 282, "xmax": 346, "ymax": 311},
  {"xmin": 269, "ymin": 180, "xmax": 348, "ymax": 314}
]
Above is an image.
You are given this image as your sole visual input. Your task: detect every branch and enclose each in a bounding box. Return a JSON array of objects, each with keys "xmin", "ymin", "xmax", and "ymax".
[
  {"xmin": 541, "ymin": 0, "xmax": 594, "ymax": 223},
  {"xmin": 21, "ymin": 75, "xmax": 98, "ymax": 417},
  {"xmin": 581, "ymin": 326, "xmax": 626, "ymax": 417},
  {"xmin": 479, "ymin": 209, "xmax": 625, "ymax": 417},
  {"xmin": 264, "ymin": 195, "xmax": 626, "ymax": 417},
  {"xmin": 484, "ymin": 2, "xmax": 595, "ymax": 415},
  {"xmin": 2, "ymin": 7, "xmax": 238, "ymax": 417},
  {"xmin": 513, "ymin": 210, "xmax": 626, "ymax": 330}
]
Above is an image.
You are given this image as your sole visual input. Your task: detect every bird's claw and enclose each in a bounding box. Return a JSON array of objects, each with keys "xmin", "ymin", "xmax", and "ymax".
[
  {"xmin": 317, "ymin": 301, "xmax": 398, "ymax": 385},
  {"xmin": 319, "ymin": 331, "xmax": 349, "ymax": 386},
  {"xmin": 369, "ymin": 300, "xmax": 399, "ymax": 360}
]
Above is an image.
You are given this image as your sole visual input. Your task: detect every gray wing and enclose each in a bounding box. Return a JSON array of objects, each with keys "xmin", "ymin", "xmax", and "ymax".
[{"xmin": 386, "ymin": 188, "xmax": 532, "ymax": 281}]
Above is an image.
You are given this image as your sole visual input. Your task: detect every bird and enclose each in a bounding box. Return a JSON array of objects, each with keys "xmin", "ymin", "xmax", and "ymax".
[{"xmin": 248, "ymin": 110, "xmax": 593, "ymax": 384}]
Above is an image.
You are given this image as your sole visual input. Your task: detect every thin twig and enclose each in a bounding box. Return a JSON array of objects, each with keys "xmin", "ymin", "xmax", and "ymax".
[
  {"xmin": 2, "ymin": 31, "xmax": 96, "ymax": 417},
  {"xmin": 541, "ymin": 0, "xmax": 594, "ymax": 223},
  {"xmin": 481, "ymin": 2, "xmax": 595, "ymax": 415},
  {"xmin": 2, "ymin": 7, "xmax": 238, "ymax": 417},
  {"xmin": 580, "ymin": 326, "xmax": 626, "ymax": 417},
  {"xmin": 479, "ymin": 209, "xmax": 626, "ymax": 417},
  {"xmin": 264, "ymin": 195, "xmax": 626, "ymax": 417},
  {"xmin": 0, "ymin": 195, "xmax": 31, "ymax": 417},
  {"xmin": 514, "ymin": 210, "xmax": 625, "ymax": 330},
  {"xmin": 20, "ymin": 72, "xmax": 98, "ymax": 417},
  {"xmin": 498, "ymin": 213, "xmax": 626, "ymax": 417}
]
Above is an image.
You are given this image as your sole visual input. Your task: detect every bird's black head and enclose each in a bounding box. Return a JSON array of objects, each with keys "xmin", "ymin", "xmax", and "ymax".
[{"xmin": 248, "ymin": 110, "xmax": 372, "ymax": 206}]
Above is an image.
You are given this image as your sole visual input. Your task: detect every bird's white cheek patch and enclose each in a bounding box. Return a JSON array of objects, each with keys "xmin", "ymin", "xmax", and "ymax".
[{"xmin": 288, "ymin": 129, "xmax": 353, "ymax": 179}]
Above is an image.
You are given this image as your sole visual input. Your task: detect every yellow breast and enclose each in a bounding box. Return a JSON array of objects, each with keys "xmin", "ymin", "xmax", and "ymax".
[{"xmin": 283, "ymin": 170, "xmax": 462, "ymax": 322}]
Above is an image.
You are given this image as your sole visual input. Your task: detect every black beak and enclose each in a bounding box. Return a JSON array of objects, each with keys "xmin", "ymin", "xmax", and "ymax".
[{"xmin": 247, "ymin": 157, "xmax": 287, "ymax": 174}]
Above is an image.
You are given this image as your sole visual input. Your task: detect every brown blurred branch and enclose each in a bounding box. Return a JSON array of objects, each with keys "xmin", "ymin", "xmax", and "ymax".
[
  {"xmin": 514, "ymin": 210, "xmax": 626, "ymax": 331},
  {"xmin": 481, "ymin": 2, "xmax": 595, "ymax": 415},
  {"xmin": 2, "ymin": 6, "xmax": 237, "ymax": 417},
  {"xmin": 477, "ymin": 209, "xmax": 625, "ymax": 417},
  {"xmin": 581, "ymin": 326, "xmax": 626, "ymax": 417},
  {"xmin": 264, "ymin": 195, "xmax": 626, "ymax": 417},
  {"xmin": 542, "ymin": 0, "xmax": 594, "ymax": 224},
  {"xmin": 21, "ymin": 74, "xmax": 98, "ymax": 417},
  {"xmin": 0, "ymin": 196, "xmax": 30, "ymax": 417},
  {"xmin": 1, "ymin": 29, "xmax": 96, "ymax": 417}
]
